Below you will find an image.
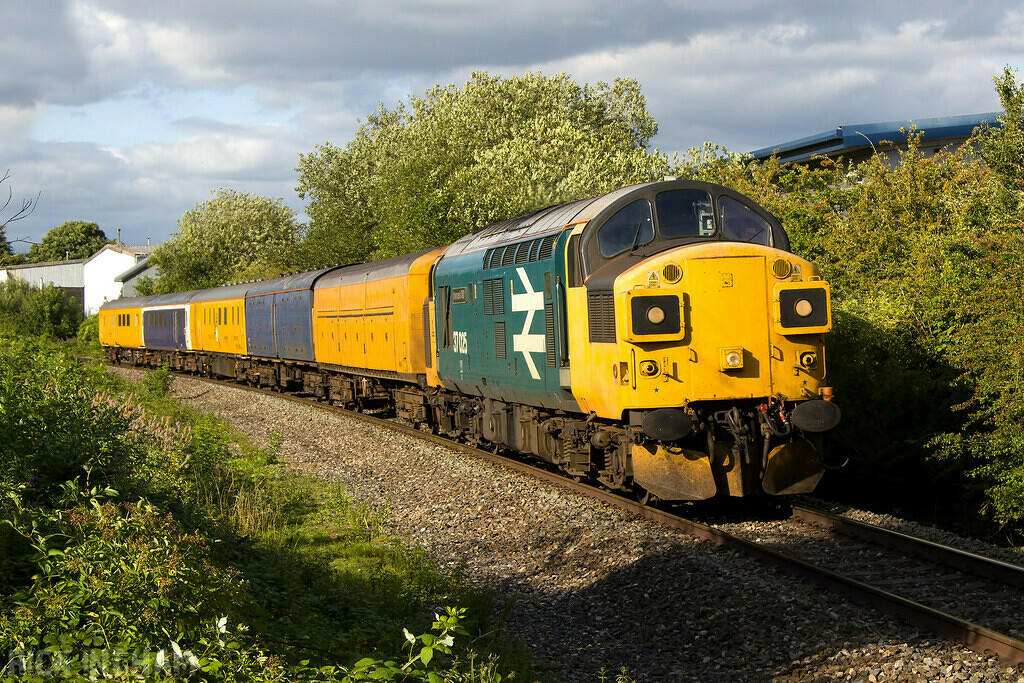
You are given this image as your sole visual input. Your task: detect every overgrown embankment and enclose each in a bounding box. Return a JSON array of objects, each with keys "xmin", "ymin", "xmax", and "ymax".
[{"xmin": 0, "ymin": 336, "xmax": 519, "ymax": 681}]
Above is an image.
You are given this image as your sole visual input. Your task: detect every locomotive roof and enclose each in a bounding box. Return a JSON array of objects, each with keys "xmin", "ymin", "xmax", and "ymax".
[
  {"xmin": 441, "ymin": 198, "xmax": 595, "ymax": 258},
  {"xmin": 440, "ymin": 181, "xmax": 687, "ymax": 257}
]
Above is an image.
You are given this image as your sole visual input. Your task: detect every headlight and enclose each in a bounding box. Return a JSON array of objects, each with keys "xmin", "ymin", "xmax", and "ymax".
[
  {"xmin": 629, "ymin": 294, "xmax": 681, "ymax": 338},
  {"xmin": 720, "ymin": 347, "xmax": 744, "ymax": 371},
  {"xmin": 777, "ymin": 286, "xmax": 830, "ymax": 332}
]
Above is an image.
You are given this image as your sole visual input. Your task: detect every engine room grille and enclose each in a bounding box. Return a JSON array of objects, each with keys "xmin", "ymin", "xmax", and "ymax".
[
  {"xmin": 483, "ymin": 233, "xmax": 559, "ymax": 270},
  {"xmin": 588, "ymin": 291, "xmax": 616, "ymax": 343},
  {"xmin": 483, "ymin": 278, "xmax": 505, "ymax": 315},
  {"xmin": 538, "ymin": 234, "xmax": 556, "ymax": 260},
  {"xmin": 494, "ymin": 321, "xmax": 507, "ymax": 359}
]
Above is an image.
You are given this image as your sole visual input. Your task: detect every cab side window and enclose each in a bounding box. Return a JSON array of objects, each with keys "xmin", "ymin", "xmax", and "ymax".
[
  {"xmin": 566, "ymin": 234, "xmax": 583, "ymax": 287},
  {"xmin": 597, "ymin": 199, "xmax": 653, "ymax": 258},
  {"xmin": 719, "ymin": 196, "xmax": 772, "ymax": 246}
]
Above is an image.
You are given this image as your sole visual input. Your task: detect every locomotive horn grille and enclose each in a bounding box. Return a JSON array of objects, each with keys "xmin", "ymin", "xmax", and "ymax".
[{"xmin": 771, "ymin": 258, "xmax": 793, "ymax": 279}]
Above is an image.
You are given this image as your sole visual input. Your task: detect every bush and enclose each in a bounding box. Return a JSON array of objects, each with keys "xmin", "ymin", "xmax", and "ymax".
[
  {"xmin": 0, "ymin": 279, "xmax": 83, "ymax": 338},
  {"xmin": 0, "ymin": 339, "xmax": 511, "ymax": 680},
  {"xmin": 76, "ymin": 314, "xmax": 98, "ymax": 345}
]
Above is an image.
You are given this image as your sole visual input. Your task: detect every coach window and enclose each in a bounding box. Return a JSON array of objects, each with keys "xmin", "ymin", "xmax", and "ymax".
[
  {"xmin": 719, "ymin": 196, "xmax": 772, "ymax": 246},
  {"xmin": 597, "ymin": 199, "xmax": 653, "ymax": 258}
]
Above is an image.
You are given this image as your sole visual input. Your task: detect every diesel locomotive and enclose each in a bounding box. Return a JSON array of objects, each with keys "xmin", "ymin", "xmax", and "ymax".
[{"xmin": 100, "ymin": 178, "xmax": 840, "ymax": 502}]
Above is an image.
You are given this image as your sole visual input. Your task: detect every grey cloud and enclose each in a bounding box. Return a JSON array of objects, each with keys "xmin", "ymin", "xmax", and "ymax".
[
  {"xmin": 3, "ymin": 0, "xmax": 1024, "ymax": 248},
  {"xmin": 0, "ymin": 1, "xmax": 86, "ymax": 107}
]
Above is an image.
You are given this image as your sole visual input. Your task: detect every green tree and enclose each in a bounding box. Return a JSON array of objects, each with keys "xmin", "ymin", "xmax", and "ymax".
[
  {"xmin": 27, "ymin": 220, "xmax": 111, "ymax": 262},
  {"xmin": 979, "ymin": 66, "xmax": 1024, "ymax": 218},
  {"xmin": 149, "ymin": 188, "xmax": 300, "ymax": 293},
  {"xmin": 296, "ymin": 72, "xmax": 668, "ymax": 264}
]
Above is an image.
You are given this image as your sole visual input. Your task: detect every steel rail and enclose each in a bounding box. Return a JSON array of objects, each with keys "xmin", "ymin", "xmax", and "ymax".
[
  {"xmin": 791, "ymin": 504, "xmax": 1024, "ymax": 588},
  {"xmin": 151, "ymin": 368, "xmax": 1024, "ymax": 665}
]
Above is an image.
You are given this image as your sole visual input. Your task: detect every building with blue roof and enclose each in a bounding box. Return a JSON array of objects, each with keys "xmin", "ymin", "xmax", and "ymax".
[{"xmin": 748, "ymin": 112, "xmax": 1002, "ymax": 165}]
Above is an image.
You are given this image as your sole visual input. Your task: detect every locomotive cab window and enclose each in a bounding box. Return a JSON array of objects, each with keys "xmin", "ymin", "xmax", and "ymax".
[
  {"xmin": 566, "ymin": 234, "xmax": 582, "ymax": 287},
  {"xmin": 438, "ymin": 285, "xmax": 452, "ymax": 349},
  {"xmin": 656, "ymin": 189, "xmax": 714, "ymax": 238},
  {"xmin": 719, "ymin": 196, "xmax": 772, "ymax": 246},
  {"xmin": 598, "ymin": 199, "xmax": 654, "ymax": 258}
]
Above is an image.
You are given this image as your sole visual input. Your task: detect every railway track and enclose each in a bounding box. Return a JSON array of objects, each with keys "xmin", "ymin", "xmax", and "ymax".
[
  {"xmin": 151, "ymin": 367, "xmax": 1024, "ymax": 666},
  {"xmin": 711, "ymin": 505, "xmax": 1024, "ymax": 664}
]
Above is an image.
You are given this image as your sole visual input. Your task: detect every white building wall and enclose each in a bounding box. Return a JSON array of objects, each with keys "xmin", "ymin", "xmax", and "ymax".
[{"xmin": 84, "ymin": 250, "xmax": 136, "ymax": 315}]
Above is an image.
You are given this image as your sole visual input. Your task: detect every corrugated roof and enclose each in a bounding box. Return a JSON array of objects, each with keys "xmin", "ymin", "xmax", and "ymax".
[{"xmin": 3, "ymin": 258, "xmax": 86, "ymax": 270}]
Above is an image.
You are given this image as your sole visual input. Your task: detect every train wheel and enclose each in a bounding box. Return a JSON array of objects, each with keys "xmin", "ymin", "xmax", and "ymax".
[{"xmin": 637, "ymin": 487, "xmax": 658, "ymax": 506}]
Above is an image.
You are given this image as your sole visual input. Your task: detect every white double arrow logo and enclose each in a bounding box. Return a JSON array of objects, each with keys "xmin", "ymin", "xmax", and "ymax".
[{"xmin": 510, "ymin": 267, "xmax": 546, "ymax": 380}]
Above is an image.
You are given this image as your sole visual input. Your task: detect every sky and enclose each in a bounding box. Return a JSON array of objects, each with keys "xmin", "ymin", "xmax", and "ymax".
[{"xmin": 2, "ymin": 0, "xmax": 1022, "ymax": 249}]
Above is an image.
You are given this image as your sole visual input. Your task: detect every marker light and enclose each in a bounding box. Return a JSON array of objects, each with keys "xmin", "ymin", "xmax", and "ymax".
[{"xmin": 794, "ymin": 299, "xmax": 814, "ymax": 317}]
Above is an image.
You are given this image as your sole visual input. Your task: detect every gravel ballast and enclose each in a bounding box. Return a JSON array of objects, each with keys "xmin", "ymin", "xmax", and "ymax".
[{"xmin": 126, "ymin": 369, "xmax": 1023, "ymax": 682}]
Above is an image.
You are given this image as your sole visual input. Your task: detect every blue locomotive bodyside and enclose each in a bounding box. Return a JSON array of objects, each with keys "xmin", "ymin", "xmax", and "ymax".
[{"xmin": 432, "ymin": 204, "xmax": 584, "ymax": 412}]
